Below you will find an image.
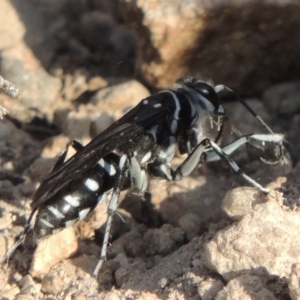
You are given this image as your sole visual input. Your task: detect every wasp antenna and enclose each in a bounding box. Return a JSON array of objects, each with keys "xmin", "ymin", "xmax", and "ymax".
[{"xmin": 215, "ymin": 85, "xmax": 275, "ymax": 135}]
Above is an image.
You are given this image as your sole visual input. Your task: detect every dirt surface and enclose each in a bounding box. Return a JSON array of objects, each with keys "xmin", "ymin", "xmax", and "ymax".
[{"xmin": 1, "ymin": 1, "xmax": 300, "ymax": 300}]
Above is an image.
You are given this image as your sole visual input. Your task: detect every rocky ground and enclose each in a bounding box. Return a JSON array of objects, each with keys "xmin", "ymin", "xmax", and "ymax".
[{"xmin": 1, "ymin": 0, "xmax": 300, "ymax": 299}]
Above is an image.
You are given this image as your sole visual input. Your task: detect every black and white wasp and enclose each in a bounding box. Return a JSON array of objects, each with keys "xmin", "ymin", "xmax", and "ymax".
[{"xmin": 1, "ymin": 76, "xmax": 285, "ymax": 276}]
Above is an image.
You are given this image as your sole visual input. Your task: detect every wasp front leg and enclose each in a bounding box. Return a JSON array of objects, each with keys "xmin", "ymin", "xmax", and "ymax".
[
  {"xmin": 148, "ymin": 133, "xmax": 284, "ymax": 194},
  {"xmin": 204, "ymin": 133, "xmax": 285, "ymax": 193},
  {"xmin": 127, "ymin": 154, "xmax": 149, "ymax": 195},
  {"xmin": 147, "ymin": 139, "xmax": 212, "ymax": 182}
]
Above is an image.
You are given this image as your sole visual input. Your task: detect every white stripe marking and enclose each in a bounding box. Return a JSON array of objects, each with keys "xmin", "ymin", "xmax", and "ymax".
[
  {"xmin": 97, "ymin": 193, "xmax": 107, "ymax": 204},
  {"xmin": 218, "ymin": 105, "xmax": 225, "ymax": 113},
  {"xmin": 65, "ymin": 219, "xmax": 77, "ymax": 227},
  {"xmin": 119, "ymin": 154, "xmax": 127, "ymax": 169},
  {"xmin": 159, "ymin": 164, "xmax": 172, "ymax": 181},
  {"xmin": 108, "ymin": 192, "xmax": 119, "ymax": 212},
  {"xmin": 186, "ymin": 140, "xmax": 191, "ymax": 153},
  {"xmin": 198, "ymin": 94, "xmax": 215, "ymax": 112},
  {"xmin": 61, "ymin": 203, "xmax": 71, "ymax": 213},
  {"xmin": 98, "ymin": 158, "xmax": 117, "ymax": 176},
  {"xmin": 106, "ymin": 163, "xmax": 116, "ymax": 176},
  {"xmin": 98, "ymin": 158, "xmax": 105, "ymax": 168},
  {"xmin": 85, "ymin": 178, "xmax": 99, "ymax": 191},
  {"xmin": 140, "ymin": 170, "xmax": 148, "ymax": 192},
  {"xmin": 228, "ymin": 160, "xmax": 239, "ymax": 172},
  {"xmin": 47, "ymin": 206, "xmax": 65, "ymax": 219},
  {"xmin": 40, "ymin": 218, "xmax": 54, "ymax": 228},
  {"xmin": 141, "ymin": 151, "xmax": 152, "ymax": 164},
  {"xmin": 214, "ymin": 84, "xmax": 225, "ymax": 93},
  {"xmin": 64, "ymin": 195, "xmax": 80, "ymax": 207},
  {"xmin": 189, "ymin": 99, "xmax": 197, "ymax": 121},
  {"xmin": 252, "ymin": 134, "xmax": 283, "ymax": 143},
  {"xmin": 147, "ymin": 127, "xmax": 158, "ymax": 142},
  {"xmin": 79, "ymin": 208, "xmax": 90, "ymax": 220},
  {"xmin": 170, "ymin": 120, "xmax": 177, "ymax": 134},
  {"xmin": 165, "ymin": 91, "xmax": 180, "ymax": 120},
  {"xmin": 158, "ymin": 136, "xmax": 176, "ymax": 160}
]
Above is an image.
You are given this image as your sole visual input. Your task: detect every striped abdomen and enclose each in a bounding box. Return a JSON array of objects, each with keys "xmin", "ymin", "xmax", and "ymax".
[{"xmin": 33, "ymin": 153, "xmax": 129, "ymax": 239}]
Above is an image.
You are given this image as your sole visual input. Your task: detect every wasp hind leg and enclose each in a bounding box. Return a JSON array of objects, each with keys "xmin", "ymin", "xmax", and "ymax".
[{"xmin": 93, "ymin": 154, "xmax": 128, "ymax": 277}]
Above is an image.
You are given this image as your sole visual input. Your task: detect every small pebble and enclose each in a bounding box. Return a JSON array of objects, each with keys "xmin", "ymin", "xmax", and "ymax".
[
  {"xmin": 41, "ymin": 274, "xmax": 64, "ymax": 295},
  {"xmin": 222, "ymin": 187, "xmax": 265, "ymax": 220},
  {"xmin": 30, "ymin": 227, "xmax": 78, "ymax": 277}
]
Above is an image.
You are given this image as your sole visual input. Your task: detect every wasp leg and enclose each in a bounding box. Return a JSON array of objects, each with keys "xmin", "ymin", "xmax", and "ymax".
[
  {"xmin": 205, "ymin": 133, "xmax": 284, "ymax": 162},
  {"xmin": 0, "ymin": 140, "xmax": 85, "ymax": 264},
  {"xmin": 0, "ymin": 207, "xmax": 38, "ymax": 263},
  {"xmin": 51, "ymin": 141, "xmax": 72, "ymax": 171},
  {"xmin": 208, "ymin": 140, "xmax": 270, "ymax": 193},
  {"xmin": 147, "ymin": 139, "xmax": 212, "ymax": 182},
  {"xmin": 148, "ymin": 133, "xmax": 284, "ymax": 194},
  {"xmin": 127, "ymin": 154, "xmax": 148, "ymax": 195},
  {"xmin": 51, "ymin": 139, "xmax": 84, "ymax": 171},
  {"xmin": 69, "ymin": 139, "xmax": 84, "ymax": 151},
  {"xmin": 93, "ymin": 154, "xmax": 127, "ymax": 277},
  {"xmin": 174, "ymin": 134, "xmax": 283, "ymax": 193}
]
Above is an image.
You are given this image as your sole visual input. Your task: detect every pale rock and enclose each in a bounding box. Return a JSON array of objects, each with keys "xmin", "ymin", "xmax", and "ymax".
[
  {"xmin": 104, "ymin": 292, "xmax": 121, "ymax": 300},
  {"xmin": 120, "ymin": 0, "xmax": 207, "ymax": 89},
  {"xmin": 0, "ymin": 0, "xmax": 25, "ymax": 49},
  {"xmin": 197, "ymin": 278, "xmax": 224, "ymax": 300},
  {"xmin": 204, "ymin": 193, "xmax": 300, "ymax": 281},
  {"xmin": 60, "ymin": 71, "xmax": 90, "ymax": 102},
  {"xmin": 179, "ymin": 212, "xmax": 203, "ymax": 241},
  {"xmin": 289, "ymin": 263, "xmax": 300, "ymax": 300},
  {"xmin": 19, "ymin": 274, "xmax": 40, "ymax": 295},
  {"xmin": 0, "ymin": 285, "xmax": 20, "ymax": 300},
  {"xmin": 215, "ymin": 275, "xmax": 276, "ymax": 300},
  {"xmin": 72, "ymin": 293, "xmax": 87, "ymax": 300},
  {"xmin": 25, "ymin": 157, "xmax": 56, "ymax": 183},
  {"xmin": 90, "ymin": 112, "xmax": 114, "ymax": 137},
  {"xmin": 41, "ymin": 274, "xmax": 64, "ymax": 295},
  {"xmin": 222, "ymin": 187, "xmax": 265, "ymax": 221},
  {"xmin": 30, "ymin": 227, "xmax": 78, "ymax": 277},
  {"xmin": 120, "ymin": 0, "xmax": 300, "ymax": 95},
  {"xmin": 63, "ymin": 105, "xmax": 92, "ymax": 141},
  {"xmin": 91, "ymin": 80, "xmax": 150, "ymax": 120},
  {"xmin": 129, "ymin": 291, "xmax": 161, "ymax": 300},
  {"xmin": 1, "ymin": 43, "xmax": 62, "ymax": 121},
  {"xmin": 40, "ymin": 136, "xmax": 71, "ymax": 159}
]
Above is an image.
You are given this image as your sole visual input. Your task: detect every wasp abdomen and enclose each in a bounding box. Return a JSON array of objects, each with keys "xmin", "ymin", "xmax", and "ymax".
[{"xmin": 34, "ymin": 152, "xmax": 126, "ymax": 239}]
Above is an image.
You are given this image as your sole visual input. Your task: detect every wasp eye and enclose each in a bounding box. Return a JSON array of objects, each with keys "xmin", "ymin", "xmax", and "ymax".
[
  {"xmin": 194, "ymin": 82, "xmax": 213, "ymax": 95},
  {"xmin": 194, "ymin": 82, "xmax": 220, "ymax": 109}
]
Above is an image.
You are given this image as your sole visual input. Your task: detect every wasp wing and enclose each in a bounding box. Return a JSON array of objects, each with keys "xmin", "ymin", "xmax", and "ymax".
[{"xmin": 32, "ymin": 92, "xmax": 173, "ymax": 208}]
